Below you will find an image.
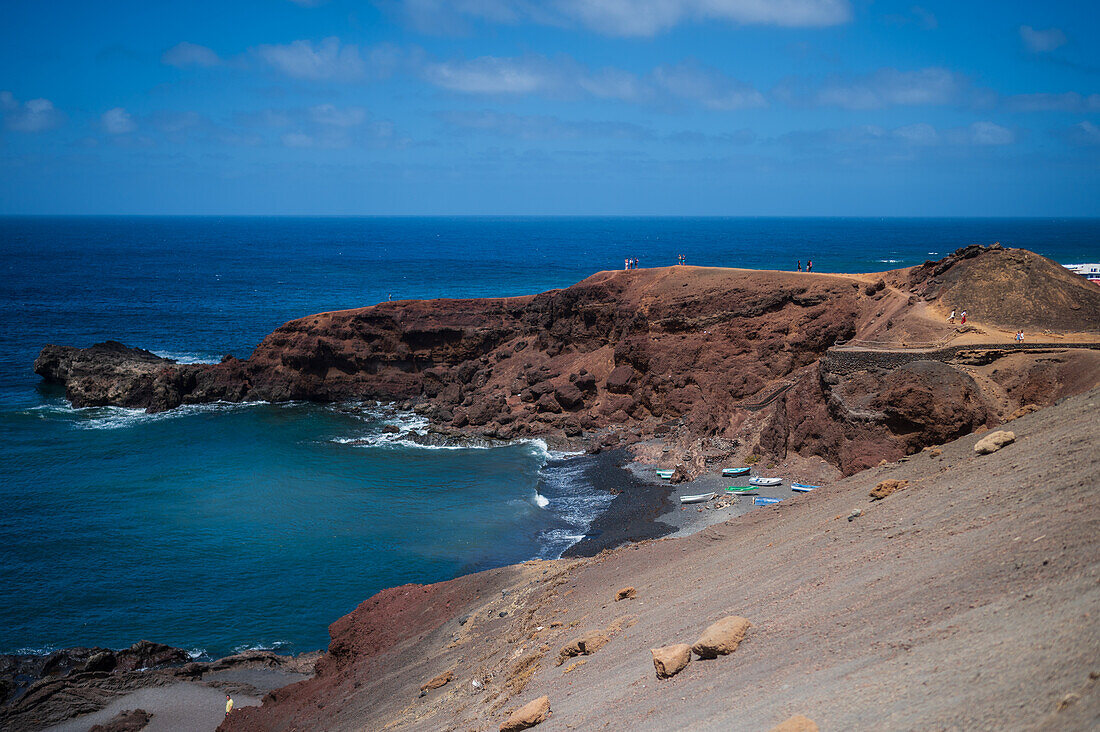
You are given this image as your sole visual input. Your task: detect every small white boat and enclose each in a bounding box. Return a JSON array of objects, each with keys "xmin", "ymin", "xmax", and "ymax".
[
  {"xmin": 680, "ymin": 492, "xmax": 716, "ymax": 504},
  {"xmin": 721, "ymin": 467, "xmax": 751, "ymax": 476},
  {"xmin": 791, "ymin": 483, "xmax": 819, "ymax": 492},
  {"xmin": 748, "ymin": 476, "xmax": 782, "ymax": 487},
  {"xmin": 655, "ymin": 469, "xmax": 674, "ymax": 477},
  {"xmin": 754, "ymin": 496, "xmax": 782, "ymax": 505}
]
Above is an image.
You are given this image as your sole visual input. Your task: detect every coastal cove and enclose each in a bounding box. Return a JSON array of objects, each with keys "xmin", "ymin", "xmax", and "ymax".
[{"xmin": 3, "ymin": 216, "xmax": 1099, "ymax": 664}]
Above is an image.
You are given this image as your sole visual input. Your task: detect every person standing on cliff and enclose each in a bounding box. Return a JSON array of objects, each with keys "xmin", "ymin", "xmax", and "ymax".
[
  {"xmin": 797, "ymin": 260, "xmax": 802, "ymax": 271},
  {"xmin": 225, "ymin": 694, "xmax": 234, "ymax": 716},
  {"xmin": 807, "ymin": 260, "xmax": 813, "ymax": 272}
]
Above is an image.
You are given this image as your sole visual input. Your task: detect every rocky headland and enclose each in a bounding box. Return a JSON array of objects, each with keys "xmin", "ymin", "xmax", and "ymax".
[{"xmin": 35, "ymin": 245, "xmax": 1100, "ymax": 479}]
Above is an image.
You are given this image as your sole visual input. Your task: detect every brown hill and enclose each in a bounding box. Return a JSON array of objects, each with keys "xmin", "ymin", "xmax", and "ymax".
[
  {"xmin": 220, "ymin": 387, "xmax": 1100, "ymax": 732},
  {"xmin": 906, "ymin": 244, "xmax": 1100, "ymax": 332}
]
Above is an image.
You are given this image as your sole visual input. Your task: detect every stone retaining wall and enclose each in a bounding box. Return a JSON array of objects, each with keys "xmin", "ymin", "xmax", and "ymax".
[{"xmin": 823, "ymin": 342, "xmax": 1100, "ymax": 375}]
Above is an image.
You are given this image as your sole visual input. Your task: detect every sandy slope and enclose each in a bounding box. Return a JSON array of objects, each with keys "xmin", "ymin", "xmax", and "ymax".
[{"xmin": 225, "ymin": 387, "xmax": 1100, "ymax": 732}]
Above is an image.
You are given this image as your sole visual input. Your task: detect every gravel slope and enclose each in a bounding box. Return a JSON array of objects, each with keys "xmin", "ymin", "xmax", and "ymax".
[{"xmin": 225, "ymin": 387, "xmax": 1100, "ymax": 732}]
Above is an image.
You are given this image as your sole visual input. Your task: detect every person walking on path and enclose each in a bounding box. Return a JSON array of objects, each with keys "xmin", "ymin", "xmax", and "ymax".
[
  {"xmin": 948, "ymin": 309, "xmax": 956, "ymax": 324},
  {"xmin": 225, "ymin": 694, "xmax": 234, "ymax": 717},
  {"xmin": 961, "ymin": 310, "xmax": 967, "ymax": 325}
]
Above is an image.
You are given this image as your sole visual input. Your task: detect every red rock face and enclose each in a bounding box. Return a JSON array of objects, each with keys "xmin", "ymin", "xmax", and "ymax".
[{"xmin": 33, "ymin": 248, "xmax": 1100, "ymax": 475}]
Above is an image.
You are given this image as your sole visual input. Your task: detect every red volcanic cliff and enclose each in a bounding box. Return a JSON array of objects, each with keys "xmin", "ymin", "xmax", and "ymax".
[{"xmin": 35, "ymin": 246, "xmax": 1100, "ymax": 475}]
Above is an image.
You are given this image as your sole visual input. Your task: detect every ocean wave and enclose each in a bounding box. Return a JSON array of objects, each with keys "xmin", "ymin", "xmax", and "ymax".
[
  {"xmin": 151, "ymin": 350, "xmax": 220, "ymax": 365},
  {"xmin": 535, "ymin": 529, "xmax": 588, "ymax": 559},
  {"xmin": 27, "ymin": 399, "xmax": 272, "ymax": 430},
  {"xmin": 534, "ymin": 492, "xmax": 550, "ymax": 508},
  {"xmin": 878, "ymin": 259, "xmax": 901, "ymax": 263},
  {"xmin": 532, "ymin": 457, "xmax": 615, "ymax": 558},
  {"xmin": 230, "ymin": 640, "xmax": 290, "ymax": 654}
]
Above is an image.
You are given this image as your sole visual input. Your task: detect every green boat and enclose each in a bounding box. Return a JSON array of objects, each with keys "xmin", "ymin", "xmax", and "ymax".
[{"xmin": 726, "ymin": 485, "xmax": 758, "ymax": 494}]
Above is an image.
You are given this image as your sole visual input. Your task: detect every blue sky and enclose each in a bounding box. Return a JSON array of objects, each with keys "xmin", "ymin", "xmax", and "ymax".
[{"xmin": 1, "ymin": 0, "xmax": 1098, "ymax": 215}]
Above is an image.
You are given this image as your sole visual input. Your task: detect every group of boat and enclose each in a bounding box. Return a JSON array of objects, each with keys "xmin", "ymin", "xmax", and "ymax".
[{"xmin": 662, "ymin": 465, "xmax": 821, "ymax": 505}]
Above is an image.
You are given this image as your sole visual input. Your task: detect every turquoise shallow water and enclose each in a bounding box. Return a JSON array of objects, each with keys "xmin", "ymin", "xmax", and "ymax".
[{"xmin": 1, "ymin": 216, "xmax": 1096, "ymax": 657}]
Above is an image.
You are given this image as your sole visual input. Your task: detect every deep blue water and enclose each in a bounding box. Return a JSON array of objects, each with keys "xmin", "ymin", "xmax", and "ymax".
[{"xmin": 1, "ymin": 216, "xmax": 1097, "ymax": 658}]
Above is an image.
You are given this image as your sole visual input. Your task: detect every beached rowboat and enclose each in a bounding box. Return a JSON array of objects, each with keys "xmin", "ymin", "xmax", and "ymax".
[
  {"xmin": 754, "ymin": 496, "xmax": 782, "ymax": 505},
  {"xmin": 721, "ymin": 467, "xmax": 751, "ymax": 476},
  {"xmin": 680, "ymin": 492, "xmax": 716, "ymax": 504},
  {"xmin": 791, "ymin": 483, "xmax": 819, "ymax": 492},
  {"xmin": 748, "ymin": 476, "xmax": 782, "ymax": 487},
  {"xmin": 725, "ymin": 486, "xmax": 757, "ymax": 494},
  {"xmin": 655, "ymin": 470, "xmax": 674, "ymax": 479}
]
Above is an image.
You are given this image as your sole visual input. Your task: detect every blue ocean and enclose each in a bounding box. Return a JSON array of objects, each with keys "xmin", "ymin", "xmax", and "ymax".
[{"xmin": 1, "ymin": 217, "xmax": 1097, "ymax": 658}]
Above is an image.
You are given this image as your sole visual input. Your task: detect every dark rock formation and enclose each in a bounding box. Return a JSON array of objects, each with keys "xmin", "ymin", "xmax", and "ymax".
[{"xmin": 0, "ymin": 643, "xmax": 317, "ymax": 731}]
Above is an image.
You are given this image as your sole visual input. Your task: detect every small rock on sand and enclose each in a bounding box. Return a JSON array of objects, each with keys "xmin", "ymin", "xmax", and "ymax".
[
  {"xmin": 870, "ymin": 479, "xmax": 908, "ymax": 500},
  {"xmin": 692, "ymin": 616, "xmax": 751, "ymax": 659},
  {"xmin": 615, "ymin": 587, "xmax": 636, "ymax": 601},
  {"xmin": 557, "ymin": 630, "xmax": 610, "ymax": 665},
  {"xmin": 420, "ymin": 669, "xmax": 453, "ymax": 692},
  {"xmin": 651, "ymin": 644, "xmax": 692, "ymax": 678},
  {"xmin": 975, "ymin": 430, "xmax": 1015, "ymax": 454},
  {"xmin": 848, "ymin": 508, "xmax": 863, "ymax": 521},
  {"xmin": 768, "ymin": 714, "xmax": 820, "ymax": 732},
  {"xmin": 89, "ymin": 709, "xmax": 153, "ymax": 732},
  {"xmin": 1006, "ymin": 404, "xmax": 1039, "ymax": 421},
  {"xmin": 500, "ymin": 695, "xmax": 551, "ymax": 731}
]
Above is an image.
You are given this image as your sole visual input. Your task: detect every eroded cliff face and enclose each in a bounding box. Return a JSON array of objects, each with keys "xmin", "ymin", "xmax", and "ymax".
[{"xmin": 34, "ymin": 247, "xmax": 1100, "ymax": 475}]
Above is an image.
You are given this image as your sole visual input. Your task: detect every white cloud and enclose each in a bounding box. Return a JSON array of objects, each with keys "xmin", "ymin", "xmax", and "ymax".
[
  {"xmin": 1004, "ymin": 92, "xmax": 1100, "ymax": 113},
  {"xmin": 438, "ymin": 109, "xmax": 649, "ymax": 140},
  {"xmin": 779, "ymin": 121, "xmax": 1013, "ymax": 151},
  {"xmin": 652, "ymin": 61, "xmax": 767, "ymax": 110},
  {"xmin": 1062, "ymin": 121, "xmax": 1100, "ymax": 146},
  {"xmin": 910, "ymin": 5, "xmax": 937, "ymax": 30},
  {"xmin": 309, "ymin": 104, "xmax": 367, "ymax": 127},
  {"xmin": 892, "ymin": 122, "xmax": 938, "ymax": 145},
  {"xmin": 254, "ymin": 37, "xmax": 366, "ymax": 80},
  {"xmin": 966, "ymin": 121, "xmax": 1014, "ymax": 146},
  {"xmin": 779, "ymin": 67, "xmax": 963, "ymax": 109},
  {"xmin": 392, "ymin": 0, "xmax": 851, "ymax": 37},
  {"xmin": 560, "ymin": 0, "xmax": 851, "ymax": 36},
  {"xmin": 422, "ymin": 56, "xmax": 554, "ymax": 94},
  {"xmin": 102, "ymin": 107, "xmax": 137, "ymax": 134},
  {"xmin": 419, "ymin": 53, "xmax": 764, "ymax": 111},
  {"xmin": 162, "ymin": 42, "xmax": 221, "ymax": 68},
  {"xmin": 578, "ymin": 67, "xmax": 649, "ymax": 102},
  {"xmin": 2, "ymin": 93, "xmax": 62, "ymax": 132},
  {"xmin": 1019, "ymin": 25, "xmax": 1067, "ymax": 53},
  {"xmin": 281, "ymin": 132, "xmax": 315, "ymax": 147}
]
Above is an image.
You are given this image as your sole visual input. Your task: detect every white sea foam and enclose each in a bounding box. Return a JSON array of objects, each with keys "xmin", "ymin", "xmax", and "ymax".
[
  {"xmin": 534, "ymin": 492, "xmax": 550, "ymax": 508},
  {"xmin": 878, "ymin": 259, "xmax": 901, "ymax": 263},
  {"xmin": 29, "ymin": 400, "xmax": 272, "ymax": 430},
  {"xmin": 231, "ymin": 640, "xmax": 289, "ymax": 654},
  {"xmin": 151, "ymin": 350, "xmax": 220, "ymax": 365}
]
